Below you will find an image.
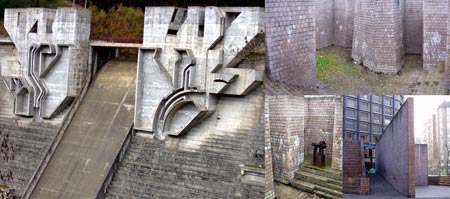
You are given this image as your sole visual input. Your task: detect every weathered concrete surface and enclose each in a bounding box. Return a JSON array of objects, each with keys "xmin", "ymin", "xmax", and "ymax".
[
  {"xmin": 105, "ymin": 85, "xmax": 266, "ymax": 198},
  {"xmin": 424, "ymin": 0, "xmax": 448, "ymax": 69},
  {"xmin": 352, "ymin": 0, "xmax": 404, "ymax": 74},
  {"xmin": 1, "ymin": 8, "xmax": 90, "ymax": 118},
  {"xmin": 376, "ymin": 99, "xmax": 415, "ymax": 197},
  {"xmin": 265, "ymin": 0, "xmax": 316, "ymax": 88},
  {"xmin": 415, "ymin": 144, "xmax": 428, "ymax": 186},
  {"xmin": 416, "ymin": 185, "xmax": 450, "ymax": 198},
  {"xmin": 30, "ymin": 59, "xmax": 136, "ymax": 199},
  {"xmin": 135, "ymin": 7, "xmax": 264, "ymax": 135}
]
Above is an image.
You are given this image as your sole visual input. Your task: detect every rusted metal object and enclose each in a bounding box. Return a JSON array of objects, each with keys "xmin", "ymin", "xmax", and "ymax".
[{"xmin": 312, "ymin": 141, "xmax": 327, "ymax": 166}]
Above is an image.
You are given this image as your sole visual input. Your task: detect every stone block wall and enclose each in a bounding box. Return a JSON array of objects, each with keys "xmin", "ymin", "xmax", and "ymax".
[
  {"xmin": 376, "ymin": 98, "xmax": 415, "ymax": 197},
  {"xmin": 304, "ymin": 96, "xmax": 340, "ymax": 158},
  {"xmin": 264, "ymin": 90, "xmax": 275, "ymax": 199},
  {"xmin": 404, "ymin": 0, "xmax": 423, "ymax": 54},
  {"xmin": 332, "ymin": 97, "xmax": 343, "ymax": 170},
  {"xmin": 315, "ymin": 0, "xmax": 334, "ymax": 49},
  {"xmin": 415, "ymin": 144, "xmax": 428, "ymax": 186},
  {"xmin": 352, "ymin": 0, "xmax": 404, "ymax": 74},
  {"xmin": 424, "ymin": 0, "xmax": 449, "ymax": 69},
  {"xmin": 267, "ymin": 95, "xmax": 305, "ymax": 183},
  {"xmin": 343, "ymin": 140, "xmax": 369, "ymax": 195},
  {"xmin": 265, "ymin": 0, "xmax": 316, "ymax": 88},
  {"xmin": 333, "ymin": 0, "xmax": 355, "ymax": 48}
]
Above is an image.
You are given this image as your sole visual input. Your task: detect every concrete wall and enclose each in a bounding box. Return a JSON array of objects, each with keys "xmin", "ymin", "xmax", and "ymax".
[
  {"xmin": 415, "ymin": 144, "xmax": 428, "ymax": 186},
  {"xmin": 265, "ymin": 0, "xmax": 316, "ymax": 88},
  {"xmin": 315, "ymin": 0, "xmax": 334, "ymax": 49},
  {"xmin": 352, "ymin": 0, "xmax": 405, "ymax": 74},
  {"xmin": 376, "ymin": 98, "xmax": 415, "ymax": 197},
  {"xmin": 343, "ymin": 140, "xmax": 369, "ymax": 195},
  {"xmin": 333, "ymin": 0, "xmax": 355, "ymax": 48},
  {"xmin": 0, "ymin": 43, "xmax": 16, "ymax": 76},
  {"xmin": 268, "ymin": 95, "xmax": 305, "ymax": 183},
  {"xmin": 424, "ymin": 0, "xmax": 448, "ymax": 69},
  {"xmin": 404, "ymin": 0, "xmax": 423, "ymax": 54}
]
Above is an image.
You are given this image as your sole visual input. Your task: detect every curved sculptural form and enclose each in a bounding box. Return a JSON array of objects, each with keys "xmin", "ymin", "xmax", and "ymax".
[
  {"xmin": 134, "ymin": 7, "xmax": 264, "ymax": 139},
  {"xmin": 1, "ymin": 8, "xmax": 90, "ymax": 119}
]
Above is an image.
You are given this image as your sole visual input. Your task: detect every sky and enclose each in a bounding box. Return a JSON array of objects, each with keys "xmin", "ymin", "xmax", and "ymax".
[{"xmin": 404, "ymin": 95, "xmax": 450, "ymax": 143}]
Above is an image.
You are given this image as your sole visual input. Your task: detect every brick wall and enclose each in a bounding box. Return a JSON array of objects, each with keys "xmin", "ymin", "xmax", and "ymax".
[
  {"xmin": 264, "ymin": 89, "xmax": 275, "ymax": 199},
  {"xmin": 315, "ymin": 0, "xmax": 334, "ymax": 48},
  {"xmin": 304, "ymin": 96, "xmax": 338, "ymax": 158},
  {"xmin": 333, "ymin": 0, "xmax": 355, "ymax": 48},
  {"xmin": 265, "ymin": 0, "xmax": 316, "ymax": 88},
  {"xmin": 343, "ymin": 140, "xmax": 369, "ymax": 195},
  {"xmin": 404, "ymin": 0, "xmax": 423, "ymax": 54},
  {"xmin": 424, "ymin": 0, "xmax": 449, "ymax": 69},
  {"xmin": 376, "ymin": 98, "xmax": 415, "ymax": 197},
  {"xmin": 268, "ymin": 95, "xmax": 305, "ymax": 183},
  {"xmin": 352, "ymin": 0, "xmax": 404, "ymax": 74},
  {"xmin": 332, "ymin": 96, "xmax": 343, "ymax": 170},
  {"xmin": 415, "ymin": 144, "xmax": 428, "ymax": 186}
]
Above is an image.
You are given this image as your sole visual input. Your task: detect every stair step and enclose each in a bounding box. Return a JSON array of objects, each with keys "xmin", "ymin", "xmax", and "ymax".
[
  {"xmin": 300, "ymin": 165, "xmax": 342, "ymax": 180},
  {"xmin": 289, "ymin": 178, "xmax": 343, "ymax": 198},
  {"xmin": 294, "ymin": 171, "xmax": 342, "ymax": 190}
]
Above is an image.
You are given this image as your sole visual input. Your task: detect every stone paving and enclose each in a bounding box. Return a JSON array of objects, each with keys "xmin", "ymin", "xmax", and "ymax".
[
  {"xmin": 344, "ymin": 174, "xmax": 407, "ymax": 199},
  {"xmin": 416, "ymin": 185, "xmax": 450, "ymax": 199}
]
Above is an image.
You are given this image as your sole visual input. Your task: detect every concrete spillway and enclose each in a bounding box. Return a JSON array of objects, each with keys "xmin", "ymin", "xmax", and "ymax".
[{"xmin": 30, "ymin": 59, "xmax": 137, "ymax": 199}]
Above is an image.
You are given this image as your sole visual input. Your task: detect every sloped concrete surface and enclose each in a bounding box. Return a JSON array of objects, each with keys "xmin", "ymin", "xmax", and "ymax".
[{"xmin": 30, "ymin": 59, "xmax": 136, "ymax": 199}]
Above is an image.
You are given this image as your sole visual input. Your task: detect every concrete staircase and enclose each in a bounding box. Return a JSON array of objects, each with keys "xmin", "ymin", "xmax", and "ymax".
[
  {"xmin": 0, "ymin": 121, "xmax": 58, "ymax": 196},
  {"xmin": 439, "ymin": 176, "xmax": 450, "ymax": 186},
  {"xmin": 289, "ymin": 165, "xmax": 343, "ymax": 199},
  {"xmin": 104, "ymin": 87, "xmax": 265, "ymax": 198}
]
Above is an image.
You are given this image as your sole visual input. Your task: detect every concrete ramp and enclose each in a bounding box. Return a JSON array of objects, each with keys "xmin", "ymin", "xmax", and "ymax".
[{"xmin": 30, "ymin": 59, "xmax": 136, "ymax": 199}]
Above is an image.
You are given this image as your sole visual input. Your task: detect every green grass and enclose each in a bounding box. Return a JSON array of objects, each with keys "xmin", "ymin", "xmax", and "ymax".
[
  {"xmin": 0, "ymin": 183, "xmax": 9, "ymax": 189},
  {"xmin": 316, "ymin": 52, "xmax": 356, "ymax": 87}
]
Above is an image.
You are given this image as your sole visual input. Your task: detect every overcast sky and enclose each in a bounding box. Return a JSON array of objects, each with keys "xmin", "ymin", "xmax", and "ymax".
[{"xmin": 404, "ymin": 95, "xmax": 450, "ymax": 142}]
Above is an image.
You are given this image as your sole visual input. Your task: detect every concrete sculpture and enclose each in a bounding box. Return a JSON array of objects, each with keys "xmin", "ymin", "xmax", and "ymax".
[
  {"xmin": 1, "ymin": 8, "xmax": 90, "ymax": 119},
  {"xmin": 134, "ymin": 7, "xmax": 264, "ymax": 138}
]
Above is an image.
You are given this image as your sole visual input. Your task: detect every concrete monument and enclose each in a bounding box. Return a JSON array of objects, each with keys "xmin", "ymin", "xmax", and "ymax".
[{"xmin": 1, "ymin": 8, "xmax": 90, "ymax": 119}]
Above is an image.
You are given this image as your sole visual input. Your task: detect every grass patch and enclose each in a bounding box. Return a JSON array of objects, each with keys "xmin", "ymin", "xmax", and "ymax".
[
  {"xmin": 317, "ymin": 54, "xmax": 353, "ymax": 81},
  {"xmin": 0, "ymin": 183, "xmax": 9, "ymax": 189}
]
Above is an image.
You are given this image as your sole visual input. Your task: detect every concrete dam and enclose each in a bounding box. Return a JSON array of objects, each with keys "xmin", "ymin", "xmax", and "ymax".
[{"xmin": 0, "ymin": 6, "xmax": 266, "ymax": 199}]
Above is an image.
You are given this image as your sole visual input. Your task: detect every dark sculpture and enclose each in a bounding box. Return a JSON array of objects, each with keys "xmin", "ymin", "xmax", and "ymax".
[{"xmin": 311, "ymin": 141, "xmax": 327, "ymax": 166}]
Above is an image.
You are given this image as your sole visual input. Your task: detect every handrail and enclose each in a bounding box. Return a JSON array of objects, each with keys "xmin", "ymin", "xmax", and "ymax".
[
  {"xmin": 95, "ymin": 123, "xmax": 134, "ymax": 199},
  {"xmin": 21, "ymin": 72, "xmax": 92, "ymax": 199}
]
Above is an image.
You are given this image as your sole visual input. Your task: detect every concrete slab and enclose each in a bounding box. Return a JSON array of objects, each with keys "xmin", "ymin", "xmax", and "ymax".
[
  {"xmin": 416, "ymin": 185, "xmax": 450, "ymax": 199},
  {"xmin": 29, "ymin": 59, "xmax": 136, "ymax": 199}
]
